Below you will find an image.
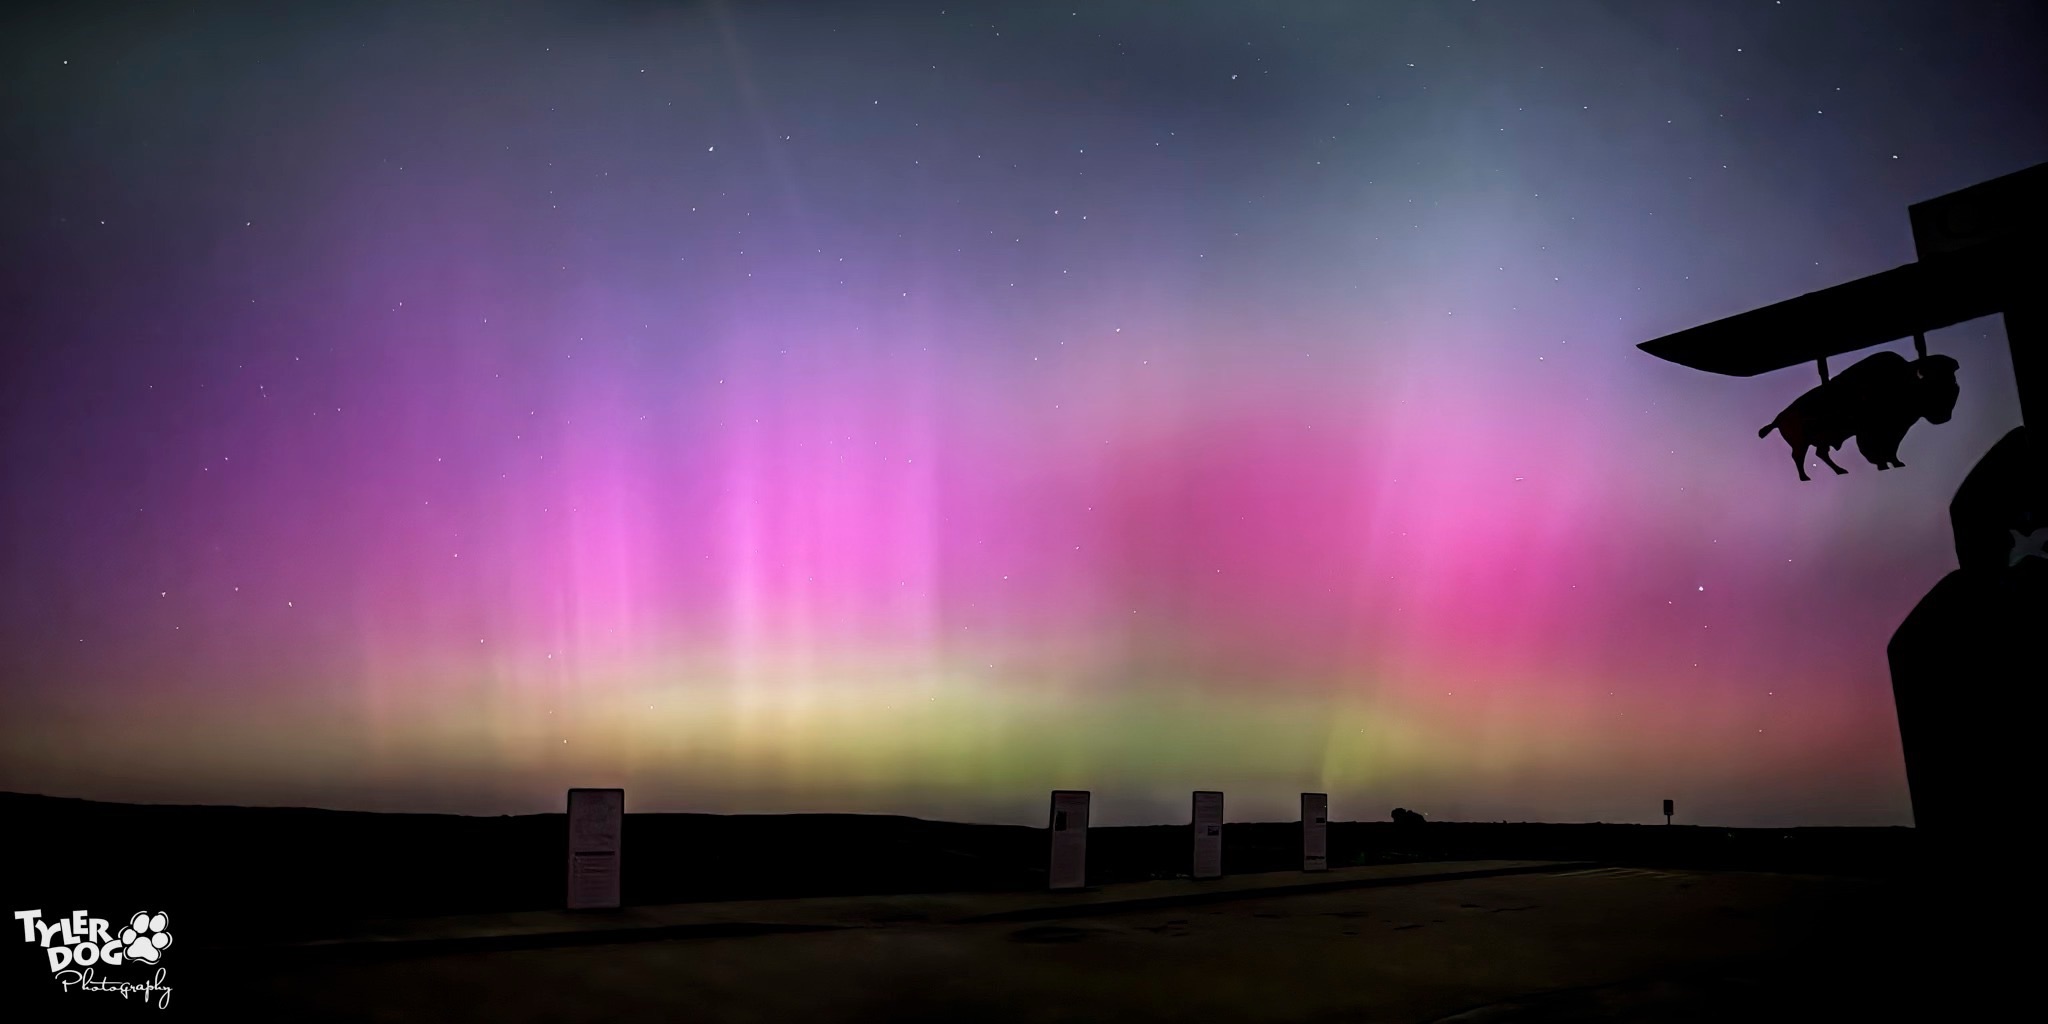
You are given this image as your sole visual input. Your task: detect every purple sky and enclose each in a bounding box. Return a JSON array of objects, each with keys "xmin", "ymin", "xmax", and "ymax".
[{"xmin": 2, "ymin": 0, "xmax": 2044, "ymax": 825}]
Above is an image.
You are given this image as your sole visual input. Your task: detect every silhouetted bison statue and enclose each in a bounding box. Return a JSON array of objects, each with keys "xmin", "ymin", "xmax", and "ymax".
[{"xmin": 1758, "ymin": 351, "xmax": 1960, "ymax": 480}]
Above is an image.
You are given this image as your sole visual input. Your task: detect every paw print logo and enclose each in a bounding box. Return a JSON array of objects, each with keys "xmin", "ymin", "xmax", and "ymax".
[{"xmin": 119, "ymin": 912, "xmax": 172, "ymax": 964}]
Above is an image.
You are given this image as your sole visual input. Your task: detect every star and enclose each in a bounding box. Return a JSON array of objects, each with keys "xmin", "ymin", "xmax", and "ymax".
[{"xmin": 2010, "ymin": 528, "xmax": 2048, "ymax": 567}]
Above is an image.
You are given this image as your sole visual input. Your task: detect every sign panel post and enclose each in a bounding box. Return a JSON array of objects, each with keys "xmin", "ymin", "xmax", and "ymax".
[
  {"xmin": 1048, "ymin": 790, "xmax": 1090, "ymax": 891},
  {"xmin": 566, "ymin": 787, "xmax": 624, "ymax": 910},
  {"xmin": 1663, "ymin": 799, "xmax": 1674, "ymax": 825},
  {"xmin": 1302, "ymin": 792, "xmax": 1328, "ymax": 872},
  {"xmin": 1192, "ymin": 790, "xmax": 1224, "ymax": 880}
]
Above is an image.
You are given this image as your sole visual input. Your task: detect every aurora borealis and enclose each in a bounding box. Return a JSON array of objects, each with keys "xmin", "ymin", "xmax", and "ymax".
[{"xmin": 3, "ymin": 1, "xmax": 2044, "ymax": 827}]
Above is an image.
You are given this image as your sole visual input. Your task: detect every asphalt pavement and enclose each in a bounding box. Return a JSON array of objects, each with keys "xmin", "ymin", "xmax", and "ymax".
[{"xmin": 181, "ymin": 862, "xmax": 1959, "ymax": 1023}]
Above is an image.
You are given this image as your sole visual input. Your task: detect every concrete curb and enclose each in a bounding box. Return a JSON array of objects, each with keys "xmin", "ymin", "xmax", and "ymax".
[
  {"xmin": 221, "ymin": 921, "xmax": 853, "ymax": 964},
  {"xmin": 952, "ymin": 861, "xmax": 1604, "ymax": 924}
]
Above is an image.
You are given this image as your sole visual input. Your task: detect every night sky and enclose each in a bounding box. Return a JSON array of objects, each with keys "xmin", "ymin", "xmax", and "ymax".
[{"xmin": 2, "ymin": 1, "xmax": 2043, "ymax": 827}]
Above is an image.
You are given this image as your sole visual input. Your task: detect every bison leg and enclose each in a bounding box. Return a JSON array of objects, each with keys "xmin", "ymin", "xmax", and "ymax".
[
  {"xmin": 1792, "ymin": 444, "xmax": 1812, "ymax": 482},
  {"xmin": 1814, "ymin": 447, "xmax": 1849, "ymax": 476}
]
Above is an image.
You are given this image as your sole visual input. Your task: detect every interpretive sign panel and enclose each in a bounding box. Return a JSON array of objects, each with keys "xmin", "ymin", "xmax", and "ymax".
[
  {"xmin": 566, "ymin": 787, "xmax": 623, "ymax": 910},
  {"xmin": 1302, "ymin": 792, "xmax": 1328, "ymax": 872},
  {"xmin": 1048, "ymin": 790, "xmax": 1090, "ymax": 891}
]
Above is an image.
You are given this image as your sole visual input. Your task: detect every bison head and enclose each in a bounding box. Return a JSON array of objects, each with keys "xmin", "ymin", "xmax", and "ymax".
[{"xmin": 1914, "ymin": 354, "xmax": 1961, "ymax": 425}]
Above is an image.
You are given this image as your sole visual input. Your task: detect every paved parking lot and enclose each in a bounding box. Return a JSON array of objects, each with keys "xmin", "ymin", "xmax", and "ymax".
[{"xmin": 186, "ymin": 865, "xmax": 1957, "ymax": 1023}]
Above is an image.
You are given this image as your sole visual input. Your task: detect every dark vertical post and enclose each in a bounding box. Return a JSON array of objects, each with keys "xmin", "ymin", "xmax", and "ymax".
[
  {"xmin": 1191, "ymin": 791, "xmax": 1224, "ymax": 880},
  {"xmin": 2003, "ymin": 294, "xmax": 2048, "ymax": 516},
  {"xmin": 1662, "ymin": 799, "xmax": 1673, "ymax": 826}
]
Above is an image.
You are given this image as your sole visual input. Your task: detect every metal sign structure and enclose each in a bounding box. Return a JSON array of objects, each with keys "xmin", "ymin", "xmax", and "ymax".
[
  {"xmin": 565, "ymin": 787, "xmax": 624, "ymax": 910},
  {"xmin": 1191, "ymin": 791, "xmax": 1224, "ymax": 880},
  {"xmin": 1639, "ymin": 161, "xmax": 2043, "ymax": 476},
  {"xmin": 1637, "ymin": 162, "xmax": 2047, "ymax": 838},
  {"xmin": 1048, "ymin": 790, "xmax": 1091, "ymax": 891},
  {"xmin": 1638, "ymin": 240, "xmax": 2022, "ymax": 378},
  {"xmin": 1301, "ymin": 793, "xmax": 1329, "ymax": 872}
]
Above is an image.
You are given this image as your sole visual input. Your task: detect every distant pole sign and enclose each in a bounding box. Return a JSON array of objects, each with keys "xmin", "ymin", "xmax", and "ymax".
[
  {"xmin": 1663, "ymin": 799, "xmax": 1674, "ymax": 825},
  {"xmin": 1301, "ymin": 793, "xmax": 1328, "ymax": 872},
  {"xmin": 1192, "ymin": 790, "xmax": 1224, "ymax": 880},
  {"xmin": 1048, "ymin": 790, "xmax": 1090, "ymax": 891},
  {"xmin": 566, "ymin": 787, "xmax": 623, "ymax": 910}
]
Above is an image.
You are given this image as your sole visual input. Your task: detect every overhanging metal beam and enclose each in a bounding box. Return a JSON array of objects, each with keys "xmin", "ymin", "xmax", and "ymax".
[{"xmin": 1638, "ymin": 240, "xmax": 2024, "ymax": 378}]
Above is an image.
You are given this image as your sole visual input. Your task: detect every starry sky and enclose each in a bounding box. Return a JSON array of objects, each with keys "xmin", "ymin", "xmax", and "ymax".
[{"xmin": 2, "ymin": 0, "xmax": 2044, "ymax": 827}]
